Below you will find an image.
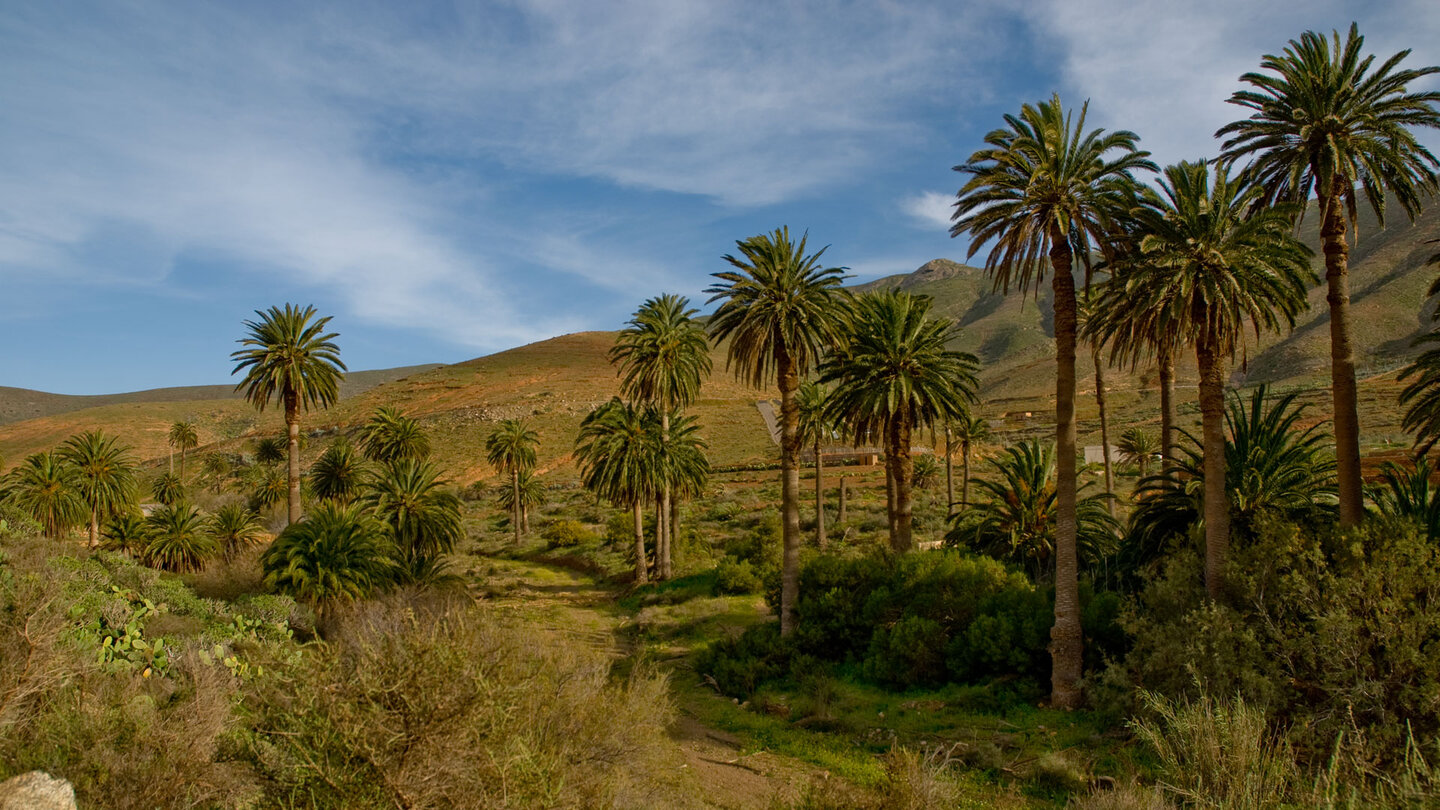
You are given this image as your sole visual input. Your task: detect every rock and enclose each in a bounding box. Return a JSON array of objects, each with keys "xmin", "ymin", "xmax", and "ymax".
[{"xmin": 0, "ymin": 771, "xmax": 76, "ymax": 810}]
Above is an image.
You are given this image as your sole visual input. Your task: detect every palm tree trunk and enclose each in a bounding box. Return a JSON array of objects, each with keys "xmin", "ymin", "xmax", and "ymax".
[
  {"xmin": 511, "ymin": 469, "xmax": 521, "ymax": 544},
  {"xmin": 89, "ymin": 505, "xmax": 98, "ymax": 548},
  {"xmin": 285, "ymin": 393, "xmax": 301, "ymax": 526},
  {"xmin": 814, "ymin": 436, "xmax": 826, "ymax": 548},
  {"xmin": 180, "ymin": 448, "xmax": 187, "ymax": 480},
  {"xmin": 890, "ymin": 415, "xmax": 914, "ymax": 552},
  {"xmin": 1323, "ymin": 190, "xmax": 1364, "ymax": 527},
  {"xmin": 838, "ymin": 475, "xmax": 847, "ymax": 525},
  {"xmin": 1159, "ymin": 348, "xmax": 1176, "ymax": 485},
  {"xmin": 884, "ymin": 455, "xmax": 896, "ymax": 538},
  {"xmin": 1048, "ymin": 231, "xmax": 1083, "ymax": 710},
  {"xmin": 1093, "ymin": 345, "xmax": 1115, "ymax": 517},
  {"xmin": 945, "ymin": 423, "xmax": 955, "ymax": 517},
  {"xmin": 1196, "ymin": 338, "xmax": 1230, "ymax": 601},
  {"xmin": 632, "ymin": 499, "xmax": 647, "ymax": 584},
  {"xmin": 670, "ymin": 497, "xmax": 679, "ymax": 561},
  {"xmin": 961, "ymin": 439, "xmax": 973, "ymax": 508},
  {"xmin": 660, "ymin": 410, "xmax": 672, "ymax": 580},
  {"xmin": 777, "ymin": 349, "xmax": 802, "ymax": 637}
]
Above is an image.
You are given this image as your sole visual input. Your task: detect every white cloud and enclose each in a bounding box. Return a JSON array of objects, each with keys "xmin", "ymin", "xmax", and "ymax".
[{"xmin": 901, "ymin": 191, "xmax": 957, "ymax": 231}]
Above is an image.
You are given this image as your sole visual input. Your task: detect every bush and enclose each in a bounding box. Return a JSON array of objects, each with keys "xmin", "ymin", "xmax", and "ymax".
[
  {"xmin": 541, "ymin": 518, "xmax": 594, "ymax": 548},
  {"xmin": 713, "ymin": 558, "xmax": 762, "ymax": 595},
  {"xmin": 696, "ymin": 622, "xmax": 793, "ymax": 698}
]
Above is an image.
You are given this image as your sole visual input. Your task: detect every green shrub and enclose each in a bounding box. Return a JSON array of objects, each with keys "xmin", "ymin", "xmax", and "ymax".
[
  {"xmin": 713, "ymin": 558, "xmax": 762, "ymax": 595},
  {"xmin": 863, "ymin": 614, "xmax": 948, "ymax": 687},
  {"xmin": 696, "ymin": 622, "xmax": 792, "ymax": 698},
  {"xmin": 541, "ymin": 518, "xmax": 594, "ymax": 548}
]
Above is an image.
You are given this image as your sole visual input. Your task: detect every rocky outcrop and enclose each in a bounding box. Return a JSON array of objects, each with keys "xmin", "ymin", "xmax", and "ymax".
[{"xmin": 0, "ymin": 771, "xmax": 76, "ymax": 810}]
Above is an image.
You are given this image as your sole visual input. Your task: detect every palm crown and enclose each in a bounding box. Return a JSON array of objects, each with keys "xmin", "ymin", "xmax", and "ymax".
[
  {"xmin": 610, "ymin": 294, "xmax": 712, "ymax": 412},
  {"xmin": 231, "ymin": 304, "xmax": 346, "ymax": 414}
]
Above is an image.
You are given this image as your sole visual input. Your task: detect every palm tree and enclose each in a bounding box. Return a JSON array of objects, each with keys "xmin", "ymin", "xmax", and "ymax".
[
  {"xmin": 101, "ymin": 511, "xmax": 153, "ymax": 555},
  {"xmin": 1117, "ymin": 428, "xmax": 1160, "ymax": 482},
  {"xmin": 152, "ymin": 472, "xmax": 185, "ymax": 507},
  {"xmin": 247, "ymin": 463, "xmax": 288, "ymax": 514},
  {"xmin": 231, "ymin": 304, "xmax": 347, "ymax": 526},
  {"xmin": 947, "ymin": 440, "xmax": 1120, "ymax": 583},
  {"xmin": 1399, "ymin": 326, "xmax": 1440, "ymax": 457},
  {"xmin": 575, "ymin": 399, "xmax": 661, "ymax": 583},
  {"xmin": 1120, "ymin": 162, "xmax": 1313, "ymax": 598},
  {"xmin": 1217, "ymin": 24, "xmax": 1440, "ymax": 527},
  {"xmin": 310, "ymin": 439, "xmax": 368, "ymax": 504},
  {"xmin": 1125, "ymin": 387, "xmax": 1336, "ymax": 573},
  {"xmin": 707, "ymin": 227, "xmax": 848, "ymax": 635},
  {"xmin": 609, "ymin": 294, "xmax": 712, "ymax": 579},
  {"xmin": 820, "ymin": 290, "xmax": 979, "ymax": 552},
  {"xmin": 60, "ymin": 430, "xmax": 138, "ymax": 547},
  {"xmin": 795, "ymin": 380, "xmax": 834, "ymax": 547},
  {"xmin": 210, "ymin": 503, "xmax": 267, "ymax": 564},
  {"xmin": 254, "ymin": 436, "xmax": 287, "ymax": 466},
  {"xmin": 657, "ymin": 410, "xmax": 710, "ymax": 559},
  {"xmin": 359, "ymin": 406, "xmax": 431, "ymax": 464},
  {"xmin": 261, "ymin": 503, "xmax": 394, "ymax": 622},
  {"xmin": 496, "ymin": 468, "xmax": 545, "ymax": 535},
  {"xmin": 484, "ymin": 419, "xmax": 539, "ymax": 544},
  {"xmin": 168, "ymin": 421, "xmax": 199, "ymax": 479},
  {"xmin": 1372, "ymin": 458, "xmax": 1440, "ymax": 542},
  {"xmin": 950, "ymin": 410, "xmax": 991, "ymax": 512},
  {"xmin": 7, "ymin": 452, "xmax": 85, "ymax": 539},
  {"xmin": 950, "ymin": 95, "xmax": 1153, "ymax": 708},
  {"xmin": 363, "ymin": 459, "xmax": 463, "ymax": 582},
  {"xmin": 144, "ymin": 503, "xmax": 217, "ymax": 573}
]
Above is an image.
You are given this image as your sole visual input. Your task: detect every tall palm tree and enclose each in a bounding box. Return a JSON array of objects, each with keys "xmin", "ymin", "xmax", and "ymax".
[
  {"xmin": 168, "ymin": 421, "xmax": 199, "ymax": 479},
  {"xmin": 950, "ymin": 95, "xmax": 1153, "ymax": 708},
  {"xmin": 310, "ymin": 438, "xmax": 368, "ymax": 504},
  {"xmin": 820, "ymin": 290, "xmax": 980, "ymax": 552},
  {"xmin": 947, "ymin": 440, "xmax": 1120, "ymax": 583},
  {"xmin": 951, "ymin": 410, "xmax": 991, "ymax": 511},
  {"xmin": 496, "ymin": 468, "xmax": 545, "ymax": 535},
  {"xmin": 60, "ymin": 430, "xmax": 138, "ymax": 547},
  {"xmin": 7, "ymin": 451, "xmax": 85, "ymax": 539},
  {"xmin": 363, "ymin": 459, "xmax": 463, "ymax": 582},
  {"xmin": 1116, "ymin": 427, "xmax": 1160, "ymax": 482},
  {"xmin": 359, "ymin": 406, "xmax": 431, "ymax": 464},
  {"xmin": 706, "ymin": 227, "xmax": 848, "ymax": 636},
  {"xmin": 610, "ymin": 294, "xmax": 712, "ymax": 579},
  {"xmin": 261, "ymin": 503, "xmax": 394, "ymax": 622},
  {"xmin": 1120, "ymin": 162, "xmax": 1313, "ymax": 599},
  {"xmin": 795, "ymin": 380, "xmax": 834, "ymax": 548},
  {"xmin": 484, "ymin": 419, "xmax": 539, "ymax": 544},
  {"xmin": 1217, "ymin": 24, "xmax": 1440, "ymax": 527},
  {"xmin": 575, "ymin": 399, "xmax": 661, "ymax": 584},
  {"xmin": 231, "ymin": 304, "xmax": 346, "ymax": 527}
]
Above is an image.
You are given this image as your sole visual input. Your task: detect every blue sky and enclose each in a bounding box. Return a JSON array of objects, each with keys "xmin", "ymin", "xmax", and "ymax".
[{"xmin": 1, "ymin": 0, "xmax": 1435, "ymax": 394}]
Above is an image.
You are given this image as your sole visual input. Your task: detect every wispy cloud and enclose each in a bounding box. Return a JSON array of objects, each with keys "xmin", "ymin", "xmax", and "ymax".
[{"xmin": 901, "ymin": 192, "xmax": 957, "ymax": 231}]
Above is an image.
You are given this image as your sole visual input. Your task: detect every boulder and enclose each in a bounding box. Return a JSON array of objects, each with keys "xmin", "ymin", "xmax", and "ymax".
[{"xmin": 0, "ymin": 771, "xmax": 76, "ymax": 810}]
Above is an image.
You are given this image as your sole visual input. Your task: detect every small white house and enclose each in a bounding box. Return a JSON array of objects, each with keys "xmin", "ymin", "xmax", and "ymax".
[{"xmin": 1083, "ymin": 445, "xmax": 1120, "ymax": 466}]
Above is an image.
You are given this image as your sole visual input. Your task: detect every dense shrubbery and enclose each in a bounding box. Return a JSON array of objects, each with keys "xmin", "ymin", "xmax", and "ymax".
[
  {"xmin": 700, "ymin": 549, "xmax": 1123, "ymax": 695},
  {"xmin": 1102, "ymin": 516, "xmax": 1440, "ymax": 769},
  {"xmin": 540, "ymin": 517, "xmax": 595, "ymax": 548}
]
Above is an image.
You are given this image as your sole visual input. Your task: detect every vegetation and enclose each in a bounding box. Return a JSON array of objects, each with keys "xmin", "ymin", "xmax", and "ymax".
[
  {"xmin": 484, "ymin": 418, "xmax": 539, "ymax": 544},
  {"xmin": 359, "ymin": 405, "xmax": 430, "ymax": 464},
  {"xmin": 260, "ymin": 502, "xmax": 394, "ymax": 620},
  {"xmin": 167, "ymin": 420, "xmax": 198, "ymax": 478},
  {"xmin": 231, "ymin": 303, "xmax": 346, "ymax": 526}
]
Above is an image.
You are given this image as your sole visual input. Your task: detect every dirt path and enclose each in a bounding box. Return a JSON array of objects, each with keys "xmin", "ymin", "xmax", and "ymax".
[{"xmin": 471, "ymin": 558, "xmax": 824, "ymax": 809}]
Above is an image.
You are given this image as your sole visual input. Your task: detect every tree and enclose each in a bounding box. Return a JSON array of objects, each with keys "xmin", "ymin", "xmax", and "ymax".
[
  {"xmin": 310, "ymin": 439, "xmax": 368, "ymax": 504},
  {"xmin": 7, "ymin": 451, "xmax": 85, "ymax": 539},
  {"xmin": 1399, "ymin": 313, "xmax": 1440, "ymax": 456},
  {"xmin": 248, "ymin": 463, "xmax": 288, "ymax": 514},
  {"xmin": 1372, "ymin": 457, "xmax": 1440, "ymax": 542},
  {"xmin": 795, "ymin": 380, "xmax": 834, "ymax": 547},
  {"xmin": 261, "ymin": 503, "xmax": 394, "ymax": 622},
  {"xmin": 950, "ymin": 410, "xmax": 991, "ymax": 512},
  {"xmin": 820, "ymin": 290, "xmax": 979, "ymax": 552},
  {"xmin": 364, "ymin": 459, "xmax": 463, "ymax": 583},
  {"xmin": 210, "ymin": 503, "xmax": 267, "ymax": 564},
  {"xmin": 609, "ymin": 294, "xmax": 712, "ymax": 579},
  {"xmin": 169, "ymin": 421, "xmax": 199, "ymax": 479},
  {"xmin": 1117, "ymin": 427, "xmax": 1160, "ymax": 482},
  {"xmin": 144, "ymin": 502, "xmax": 217, "ymax": 573},
  {"xmin": 254, "ymin": 436, "xmax": 287, "ymax": 466},
  {"xmin": 1217, "ymin": 24, "xmax": 1440, "ymax": 527},
  {"xmin": 496, "ymin": 469, "xmax": 545, "ymax": 535},
  {"xmin": 1120, "ymin": 162, "xmax": 1313, "ymax": 599},
  {"xmin": 657, "ymin": 410, "xmax": 710, "ymax": 559},
  {"xmin": 59, "ymin": 430, "xmax": 137, "ymax": 547},
  {"xmin": 950, "ymin": 95, "xmax": 1153, "ymax": 708},
  {"xmin": 947, "ymin": 440, "xmax": 1120, "ymax": 583},
  {"xmin": 484, "ymin": 419, "xmax": 539, "ymax": 544},
  {"xmin": 359, "ymin": 406, "xmax": 431, "ymax": 464},
  {"xmin": 152, "ymin": 471, "xmax": 184, "ymax": 507},
  {"xmin": 101, "ymin": 511, "xmax": 153, "ymax": 555},
  {"xmin": 575, "ymin": 399, "xmax": 660, "ymax": 584},
  {"xmin": 231, "ymin": 304, "xmax": 347, "ymax": 526},
  {"xmin": 707, "ymin": 227, "xmax": 848, "ymax": 636}
]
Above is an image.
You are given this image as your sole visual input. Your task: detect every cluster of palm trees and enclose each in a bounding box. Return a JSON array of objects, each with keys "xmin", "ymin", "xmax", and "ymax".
[
  {"xmin": 485, "ymin": 419, "xmax": 540, "ymax": 543},
  {"xmin": 946, "ymin": 24, "xmax": 1439, "ymax": 708}
]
